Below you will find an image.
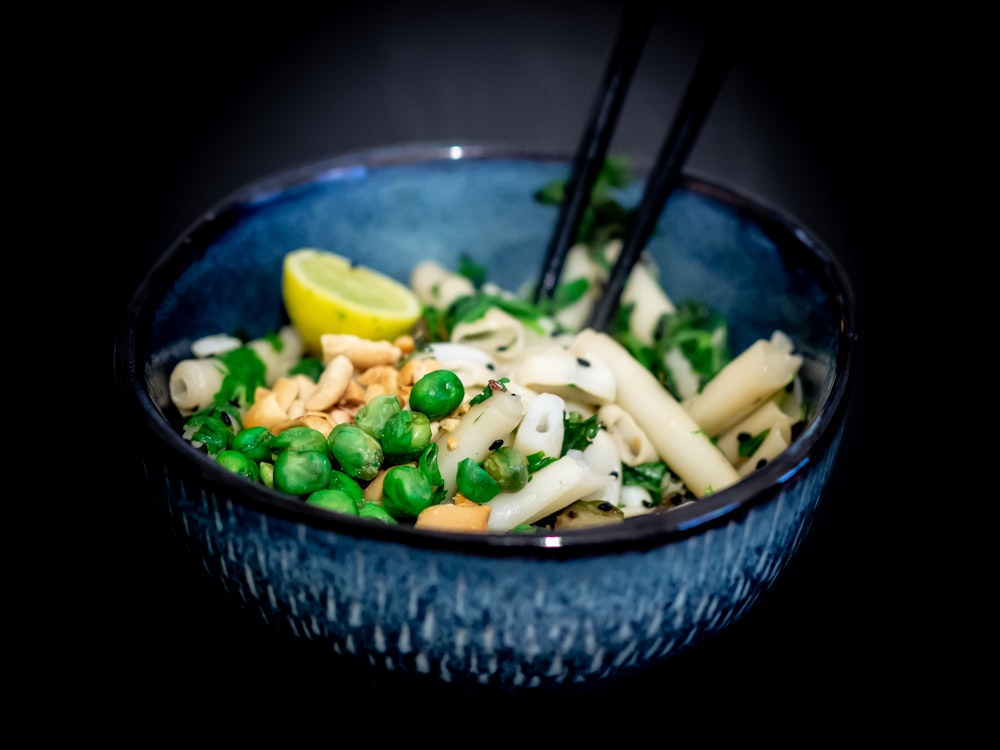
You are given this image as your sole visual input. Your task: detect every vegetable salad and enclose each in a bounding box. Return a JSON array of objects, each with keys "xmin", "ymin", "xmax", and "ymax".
[{"xmin": 168, "ymin": 158, "xmax": 806, "ymax": 533}]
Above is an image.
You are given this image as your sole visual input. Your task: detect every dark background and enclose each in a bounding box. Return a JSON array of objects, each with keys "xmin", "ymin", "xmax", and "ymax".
[{"xmin": 94, "ymin": 0, "xmax": 902, "ymax": 722}]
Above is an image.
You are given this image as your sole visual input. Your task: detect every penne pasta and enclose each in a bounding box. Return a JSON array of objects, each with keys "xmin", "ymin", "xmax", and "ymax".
[
  {"xmin": 433, "ymin": 388, "xmax": 525, "ymax": 498},
  {"xmin": 621, "ymin": 259, "xmax": 675, "ymax": 346},
  {"xmin": 597, "ymin": 403, "xmax": 659, "ymax": 466},
  {"xmin": 682, "ymin": 331, "xmax": 803, "ymax": 436},
  {"xmin": 737, "ymin": 428, "xmax": 790, "ymax": 478},
  {"xmin": 514, "ymin": 343, "xmax": 616, "ymax": 405},
  {"xmin": 410, "ymin": 259, "xmax": 476, "ymax": 309},
  {"xmin": 485, "ymin": 450, "xmax": 604, "ymax": 532},
  {"xmin": 715, "ymin": 400, "xmax": 795, "ymax": 466},
  {"xmin": 573, "ymin": 328, "xmax": 740, "ymax": 497},
  {"xmin": 190, "ymin": 333, "xmax": 242, "ymax": 358},
  {"xmin": 512, "ymin": 392, "xmax": 566, "ymax": 459},
  {"xmin": 170, "ymin": 326, "xmax": 305, "ymax": 414},
  {"xmin": 553, "ymin": 244, "xmax": 601, "ymax": 331},
  {"xmin": 169, "ymin": 358, "xmax": 226, "ymax": 413},
  {"xmin": 618, "ymin": 484, "xmax": 656, "ymax": 519},
  {"xmin": 450, "ymin": 307, "xmax": 528, "ymax": 362},
  {"xmin": 247, "ymin": 325, "xmax": 305, "ymax": 385},
  {"xmin": 579, "ymin": 427, "xmax": 623, "ymax": 504}
]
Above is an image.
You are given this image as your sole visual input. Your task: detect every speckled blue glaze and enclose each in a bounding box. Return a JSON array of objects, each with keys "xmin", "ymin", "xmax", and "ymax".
[{"xmin": 116, "ymin": 143, "xmax": 857, "ymax": 690}]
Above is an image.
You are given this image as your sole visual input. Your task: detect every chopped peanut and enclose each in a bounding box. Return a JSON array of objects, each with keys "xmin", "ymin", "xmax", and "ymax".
[
  {"xmin": 270, "ymin": 376, "xmax": 301, "ymax": 412},
  {"xmin": 305, "ymin": 355, "xmax": 354, "ymax": 411},
  {"xmin": 364, "ymin": 383, "xmax": 389, "ymax": 402},
  {"xmin": 286, "ymin": 399, "xmax": 306, "ymax": 420},
  {"xmin": 340, "ymin": 379, "xmax": 368, "ymax": 405},
  {"xmin": 244, "ymin": 392, "xmax": 289, "ymax": 432},
  {"xmin": 363, "ymin": 468, "xmax": 390, "ymax": 501},
  {"xmin": 414, "ymin": 502, "xmax": 491, "ymax": 532},
  {"xmin": 357, "ymin": 364, "xmax": 399, "ymax": 392},
  {"xmin": 321, "ymin": 334, "xmax": 402, "ymax": 370},
  {"xmin": 393, "ymin": 334, "xmax": 416, "ymax": 354}
]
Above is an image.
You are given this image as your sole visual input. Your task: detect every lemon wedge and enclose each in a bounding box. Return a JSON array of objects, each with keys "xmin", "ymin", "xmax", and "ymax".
[{"xmin": 282, "ymin": 248, "xmax": 423, "ymax": 355}]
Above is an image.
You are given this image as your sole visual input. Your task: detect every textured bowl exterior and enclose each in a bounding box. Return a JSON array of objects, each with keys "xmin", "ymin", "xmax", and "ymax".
[
  {"xmin": 116, "ymin": 142, "xmax": 856, "ymax": 690},
  {"xmin": 136, "ymin": 425, "xmax": 840, "ymax": 688}
]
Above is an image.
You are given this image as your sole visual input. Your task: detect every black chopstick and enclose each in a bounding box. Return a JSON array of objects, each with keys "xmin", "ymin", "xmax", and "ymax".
[
  {"xmin": 533, "ymin": 0, "xmax": 655, "ymax": 304},
  {"xmin": 585, "ymin": 29, "xmax": 735, "ymax": 331}
]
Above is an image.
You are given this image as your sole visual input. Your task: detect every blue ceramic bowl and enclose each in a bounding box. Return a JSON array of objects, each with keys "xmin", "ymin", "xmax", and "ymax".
[{"xmin": 114, "ymin": 142, "xmax": 857, "ymax": 691}]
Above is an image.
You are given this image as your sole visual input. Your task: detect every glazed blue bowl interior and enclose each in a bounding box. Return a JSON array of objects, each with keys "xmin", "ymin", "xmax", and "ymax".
[{"xmin": 122, "ymin": 142, "xmax": 855, "ymax": 550}]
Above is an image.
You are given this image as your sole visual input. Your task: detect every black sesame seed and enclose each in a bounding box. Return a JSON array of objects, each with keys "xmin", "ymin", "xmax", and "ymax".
[
  {"xmin": 489, "ymin": 439, "xmax": 504, "ymax": 451},
  {"xmin": 597, "ymin": 502, "xmax": 614, "ymax": 512},
  {"xmin": 654, "ymin": 316, "xmax": 666, "ymax": 338},
  {"xmin": 755, "ymin": 458, "xmax": 767, "ymax": 469},
  {"xmin": 737, "ymin": 432, "xmax": 751, "ymax": 443},
  {"xmin": 220, "ymin": 412, "xmax": 232, "ymax": 426},
  {"xmin": 576, "ymin": 357, "xmax": 591, "ymax": 367}
]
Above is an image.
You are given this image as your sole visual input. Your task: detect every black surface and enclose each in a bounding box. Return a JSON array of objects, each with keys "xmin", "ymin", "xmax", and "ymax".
[{"xmin": 95, "ymin": 1, "xmax": 897, "ymax": 722}]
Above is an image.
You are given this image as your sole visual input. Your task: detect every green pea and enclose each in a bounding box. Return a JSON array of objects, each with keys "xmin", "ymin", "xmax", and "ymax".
[
  {"xmin": 357, "ymin": 501, "xmax": 398, "ymax": 524},
  {"xmin": 232, "ymin": 425, "xmax": 273, "ymax": 462},
  {"xmin": 327, "ymin": 423, "xmax": 383, "ymax": 481},
  {"xmin": 418, "ymin": 442, "xmax": 443, "ymax": 487},
  {"xmin": 353, "ymin": 394, "xmax": 402, "ymax": 440},
  {"xmin": 482, "ymin": 445, "xmax": 529, "ymax": 492},
  {"xmin": 269, "ymin": 425, "xmax": 329, "ymax": 455},
  {"xmin": 274, "ymin": 449, "xmax": 332, "ymax": 496},
  {"xmin": 184, "ymin": 412, "xmax": 233, "ymax": 456},
  {"xmin": 216, "ymin": 449, "xmax": 260, "ymax": 481},
  {"xmin": 381, "ymin": 464, "xmax": 435, "ymax": 520},
  {"xmin": 327, "ymin": 469, "xmax": 365, "ymax": 502},
  {"xmin": 381, "ymin": 410, "xmax": 432, "ymax": 463},
  {"xmin": 306, "ymin": 489, "xmax": 360, "ymax": 516},
  {"xmin": 456, "ymin": 457, "xmax": 501, "ymax": 504},
  {"xmin": 408, "ymin": 369, "xmax": 465, "ymax": 420}
]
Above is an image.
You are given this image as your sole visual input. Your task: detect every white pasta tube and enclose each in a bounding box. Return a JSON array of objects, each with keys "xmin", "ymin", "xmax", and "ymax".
[
  {"xmin": 573, "ymin": 328, "xmax": 740, "ymax": 497},
  {"xmin": 247, "ymin": 325, "xmax": 305, "ymax": 385},
  {"xmin": 662, "ymin": 346, "xmax": 701, "ymax": 400},
  {"xmin": 169, "ymin": 358, "xmax": 226, "ymax": 413},
  {"xmin": 513, "ymin": 392, "xmax": 566, "ymax": 459},
  {"xmin": 715, "ymin": 400, "xmax": 795, "ymax": 465},
  {"xmin": 737, "ymin": 428, "xmax": 790, "ymax": 478},
  {"xmin": 451, "ymin": 307, "xmax": 528, "ymax": 362},
  {"xmin": 597, "ymin": 403, "xmax": 659, "ymax": 466},
  {"xmin": 553, "ymin": 244, "xmax": 600, "ymax": 331},
  {"xmin": 682, "ymin": 331, "xmax": 803, "ymax": 436},
  {"xmin": 168, "ymin": 326, "xmax": 302, "ymax": 414},
  {"xmin": 190, "ymin": 333, "xmax": 242, "ymax": 358},
  {"xmin": 410, "ymin": 259, "xmax": 476, "ymax": 309},
  {"xmin": 621, "ymin": 260, "xmax": 675, "ymax": 346},
  {"xmin": 433, "ymin": 389, "xmax": 525, "ymax": 497},
  {"xmin": 514, "ymin": 343, "xmax": 615, "ymax": 406},
  {"xmin": 579, "ymin": 427, "xmax": 623, "ymax": 504},
  {"xmin": 485, "ymin": 450, "xmax": 604, "ymax": 532},
  {"xmin": 618, "ymin": 484, "xmax": 655, "ymax": 519}
]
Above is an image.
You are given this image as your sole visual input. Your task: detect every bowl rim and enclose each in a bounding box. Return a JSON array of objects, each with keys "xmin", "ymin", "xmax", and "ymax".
[{"xmin": 114, "ymin": 140, "xmax": 859, "ymax": 557}]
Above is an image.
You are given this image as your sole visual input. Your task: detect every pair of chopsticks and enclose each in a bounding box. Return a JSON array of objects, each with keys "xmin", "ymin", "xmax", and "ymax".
[{"xmin": 534, "ymin": 3, "xmax": 735, "ymax": 331}]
